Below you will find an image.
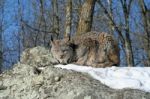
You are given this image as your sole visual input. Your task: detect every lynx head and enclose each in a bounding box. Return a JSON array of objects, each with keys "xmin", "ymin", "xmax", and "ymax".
[{"xmin": 50, "ymin": 37, "xmax": 75, "ymax": 64}]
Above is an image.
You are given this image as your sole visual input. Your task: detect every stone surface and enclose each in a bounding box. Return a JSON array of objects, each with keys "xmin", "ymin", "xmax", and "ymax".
[
  {"xmin": 0, "ymin": 46, "xmax": 150, "ymax": 99},
  {"xmin": 20, "ymin": 46, "xmax": 57, "ymax": 67}
]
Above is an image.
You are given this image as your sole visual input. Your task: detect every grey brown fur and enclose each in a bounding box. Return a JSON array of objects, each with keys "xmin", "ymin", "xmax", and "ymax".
[{"xmin": 51, "ymin": 31, "xmax": 120, "ymax": 67}]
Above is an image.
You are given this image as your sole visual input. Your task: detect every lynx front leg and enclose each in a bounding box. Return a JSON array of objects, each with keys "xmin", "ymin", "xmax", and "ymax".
[
  {"xmin": 92, "ymin": 61, "xmax": 118, "ymax": 68},
  {"xmin": 75, "ymin": 53, "xmax": 88, "ymax": 65},
  {"xmin": 75, "ymin": 58, "xmax": 85, "ymax": 65}
]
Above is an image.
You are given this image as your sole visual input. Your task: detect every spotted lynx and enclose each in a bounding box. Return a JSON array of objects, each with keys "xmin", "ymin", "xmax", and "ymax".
[{"xmin": 51, "ymin": 31, "xmax": 120, "ymax": 67}]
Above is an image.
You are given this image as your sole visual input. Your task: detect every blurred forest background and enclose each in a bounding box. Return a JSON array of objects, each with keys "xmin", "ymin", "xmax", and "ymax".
[{"xmin": 0, "ymin": 0, "xmax": 150, "ymax": 72}]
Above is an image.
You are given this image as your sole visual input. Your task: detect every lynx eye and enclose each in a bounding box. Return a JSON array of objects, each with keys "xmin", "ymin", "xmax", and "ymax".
[{"xmin": 63, "ymin": 50, "xmax": 68, "ymax": 53}]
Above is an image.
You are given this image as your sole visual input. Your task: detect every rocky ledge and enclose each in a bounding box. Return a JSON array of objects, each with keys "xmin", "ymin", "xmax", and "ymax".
[{"xmin": 0, "ymin": 46, "xmax": 150, "ymax": 99}]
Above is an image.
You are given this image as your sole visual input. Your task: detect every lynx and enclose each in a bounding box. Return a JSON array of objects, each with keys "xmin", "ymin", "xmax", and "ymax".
[
  {"xmin": 50, "ymin": 38, "xmax": 75, "ymax": 64},
  {"xmin": 50, "ymin": 31, "xmax": 120, "ymax": 67}
]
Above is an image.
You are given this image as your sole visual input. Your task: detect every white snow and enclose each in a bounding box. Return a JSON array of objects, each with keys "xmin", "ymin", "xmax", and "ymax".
[{"xmin": 55, "ymin": 64, "xmax": 150, "ymax": 92}]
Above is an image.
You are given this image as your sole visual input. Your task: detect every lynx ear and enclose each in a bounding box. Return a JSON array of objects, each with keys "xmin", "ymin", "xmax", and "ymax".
[
  {"xmin": 68, "ymin": 34, "xmax": 71, "ymax": 41},
  {"xmin": 51, "ymin": 36, "xmax": 54, "ymax": 42}
]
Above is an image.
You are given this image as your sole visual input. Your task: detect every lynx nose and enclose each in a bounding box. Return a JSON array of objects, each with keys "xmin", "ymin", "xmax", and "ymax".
[{"xmin": 60, "ymin": 55, "xmax": 64, "ymax": 59}]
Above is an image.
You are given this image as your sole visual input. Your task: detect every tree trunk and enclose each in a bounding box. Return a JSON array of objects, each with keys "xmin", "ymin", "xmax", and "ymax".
[
  {"xmin": 124, "ymin": 35, "xmax": 134, "ymax": 66},
  {"xmin": 52, "ymin": 0, "xmax": 59, "ymax": 38},
  {"xmin": 0, "ymin": 28, "xmax": 2, "ymax": 73},
  {"xmin": 139, "ymin": 0, "xmax": 150, "ymax": 65},
  {"xmin": 77, "ymin": 0, "xmax": 96, "ymax": 35},
  {"xmin": 0, "ymin": 0, "xmax": 4, "ymax": 73},
  {"xmin": 121, "ymin": 0, "xmax": 134, "ymax": 66},
  {"xmin": 0, "ymin": 31, "xmax": 2, "ymax": 73},
  {"xmin": 65, "ymin": 0, "xmax": 72, "ymax": 37},
  {"xmin": 39, "ymin": 0, "xmax": 47, "ymax": 46}
]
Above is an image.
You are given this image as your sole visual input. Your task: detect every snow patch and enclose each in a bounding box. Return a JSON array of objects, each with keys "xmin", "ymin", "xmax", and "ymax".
[{"xmin": 55, "ymin": 64, "xmax": 150, "ymax": 92}]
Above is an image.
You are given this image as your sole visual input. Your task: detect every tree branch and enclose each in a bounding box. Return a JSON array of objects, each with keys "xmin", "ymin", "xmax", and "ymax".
[
  {"xmin": 21, "ymin": 20, "xmax": 58, "ymax": 35},
  {"xmin": 96, "ymin": 0, "xmax": 125, "ymax": 44}
]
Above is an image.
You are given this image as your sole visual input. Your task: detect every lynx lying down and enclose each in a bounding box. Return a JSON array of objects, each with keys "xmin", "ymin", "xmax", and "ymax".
[{"xmin": 51, "ymin": 31, "xmax": 120, "ymax": 67}]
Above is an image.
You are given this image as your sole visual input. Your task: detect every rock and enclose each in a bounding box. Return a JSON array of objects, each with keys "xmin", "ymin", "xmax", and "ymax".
[
  {"xmin": 20, "ymin": 46, "xmax": 57, "ymax": 67},
  {"xmin": 0, "ymin": 46, "xmax": 150, "ymax": 99},
  {"xmin": 54, "ymin": 76, "xmax": 61, "ymax": 82}
]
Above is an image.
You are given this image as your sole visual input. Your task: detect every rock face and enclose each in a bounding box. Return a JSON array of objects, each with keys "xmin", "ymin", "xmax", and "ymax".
[{"xmin": 0, "ymin": 46, "xmax": 150, "ymax": 99}]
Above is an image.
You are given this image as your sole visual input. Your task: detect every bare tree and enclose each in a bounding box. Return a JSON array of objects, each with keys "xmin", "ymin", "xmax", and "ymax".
[
  {"xmin": 65, "ymin": 0, "xmax": 72, "ymax": 37},
  {"xmin": 0, "ymin": 0, "xmax": 5, "ymax": 72},
  {"xmin": 97, "ymin": 0, "xmax": 134, "ymax": 66},
  {"xmin": 138, "ymin": 0, "xmax": 150, "ymax": 65},
  {"xmin": 17, "ymin": 0, "xmax": 25, "ymax": 58},
  {"xmin": 39, "ymin": 0, "xmax": 47, "ymax": 46},
  {"xmin": 52, "ymin": 0, "xmax": 59, "ymax": 38},
  {"xmin": 120, "ymin": 0, "xmax": 134, "ymax": 66},
  {"xmin": 77, "ymin": 0, "xmax": 96, "ymax": 35}
]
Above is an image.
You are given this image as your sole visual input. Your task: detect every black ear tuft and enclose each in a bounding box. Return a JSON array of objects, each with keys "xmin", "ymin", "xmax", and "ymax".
[
  {"xmin": 50, "ymin": 36, "xmax": 55, "ymax": 46},
  {"xmin": 68, "ymin": 34, "xmax": 71, "ymax": 41},
  {"xmin": 51, "ymin": 36, "xmax": 54, "ymax": 42}
]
